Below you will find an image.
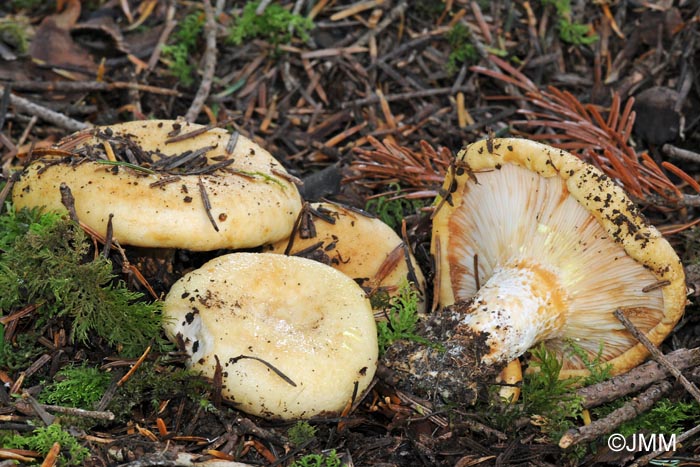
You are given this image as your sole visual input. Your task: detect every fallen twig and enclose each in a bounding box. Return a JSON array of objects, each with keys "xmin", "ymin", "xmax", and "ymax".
[
  {"xmin": 558, "ymin": 380, "xmax": 673, "ymax": 449},
  {"xmin": 1, "ymin": 85, "xmax": 91, "ymax": 132},
  {"xmin": 663, "ymin": 143, "xmax": 700, "ymax": 165},
  {"xmin": 614, "ymin": 309, "xmax": 700, "ymax": 405},
  {"xmin": 185, "ymin": 0, "xmax": 217, "ymax": 122},
  {"xmin": 576, "ymin": 347, "xmax": 700, "ymax": 409}
]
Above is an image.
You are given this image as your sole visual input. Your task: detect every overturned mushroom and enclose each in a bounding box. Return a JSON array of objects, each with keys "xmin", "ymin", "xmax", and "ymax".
[
  {"xmin": 265, "ymin": 202, "xmax": 427, "ymax": 314},
  {"xmin": 434, "ymin": 138, "xmax": 686, "ymax": 376},
  {"xmin": 163, "ymin": 253, "xmax": 378, "ymax": 420},
  {"xmin": 384, "ymin": 138, "xmax": 685, "ymax": 402},
  {"xmin": 12, "ymin": 120, "xmax": 302, "ymax": 250}
]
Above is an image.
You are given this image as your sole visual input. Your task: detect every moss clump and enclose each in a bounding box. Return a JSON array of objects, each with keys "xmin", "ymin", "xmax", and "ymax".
[
  {"xmin": 288, "ymin": 420, "xmax": 317, "ymax": 446},
  {"xmin": 0, "ymin": 424, "xmax": 90, "ymax": 466},
  {"xmin": 228, "ymin": 1, "xmax": 314, "ymax": 47},
  {"xmin": 364, "ymin": 184, "xmax": 427, "ymax": 231},
  {"xmin": 446, "ymin": 23, "xmax": 478, "ymax": 75},
  {"xmin": 39, "ymin": 364, "xmax": 112, "ymax": 409},
  {"xmin": 162, "ymin": 12, "xmax": 205, "ymax": 86},
  {"xmin": 540, "ymin": 0, "xmax": 598, "ymax": 45},
  {"xmin": 0, "ymin": 207, "xmax": 166, "ymax": 359},
  {"xmin": 291, "ymin": 449, "xmax": 342, "ymax": 467},
  {"xmin": 376, "ymin": 281, "xmax": 429, "ymax": 355}
]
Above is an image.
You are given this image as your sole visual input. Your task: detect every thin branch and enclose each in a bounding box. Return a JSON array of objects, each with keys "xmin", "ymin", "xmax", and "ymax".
[
  {"xmin": 614, "ymin": 309, "xmax": 700, "ymax": 405},
  {"xmin": 1, "ymin": 85, "xmax": 91, "ymax": 132},
  {"xmin": 558, "ymin": 381, "xmax": 673, "ymax": 449},
  {"xmin": 185, "ymin": 0, "xmax": 217, "ymax": 122},
  {"xmin": 576, "ymin": 347, "xmax": 700, "ymax": 409}
]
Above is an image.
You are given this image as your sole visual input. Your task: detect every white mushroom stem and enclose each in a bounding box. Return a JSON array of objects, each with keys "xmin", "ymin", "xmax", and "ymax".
[{"xmin": 460, "ymin": 257, "xmax": 567, "ymax": 365}]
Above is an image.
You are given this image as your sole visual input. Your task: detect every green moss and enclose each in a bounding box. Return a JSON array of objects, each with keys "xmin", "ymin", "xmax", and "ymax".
[
  {"xmin": 376, "ymin": 281, "xmax": 430, "ymax": 355},
  {"xmin": 364, "ymin": 184, "xmax": 427, "ymax": 230},
  {"xmin": 227, "ymin": 1, "xmax": 314, "ymax": 47},
  {"xmin": 486, "ymin": 344, "xmax": 586, "ymax": 441},
  {"xmin": 39, "ymin": 364, "xmax": 112, "ymax": 409},
  {"xmin": 0, "ymin": 327, "xmax": 44, "ymax": 372},
  {"xmin": 446, "ymin": 23, "xmax": 478, "ymax": 75},
  {"xmin": 291, "ymin": 449, "xmax": 342, "ymax": 467},
  {"xmin": 540, "ymin": 0, "xmax": 598, "ymax": 45},
  {"xmin": 287, "ymin": 420, "xmax": 317, "ymax": 446},
  {"xmin": 596, "ymin": 398, "xmax": 700, "ymax": 437},
  {"xmin": 0, "ymin": 207, "xmax": 167, "ymax": 359},
  {"xmin": 0, "ymin": 424, "xmax": 90, "ymax": 466},
  {"xmin": 162, "ymin": 12, "xmax": 205, "ymax": 86},
  {"xmin": 7, "ymin": 0, "xmax": 45, "ymax": 11},
  {"xmin": 0, "ymin": 18, "xmax": 29, "ymax": 53}
]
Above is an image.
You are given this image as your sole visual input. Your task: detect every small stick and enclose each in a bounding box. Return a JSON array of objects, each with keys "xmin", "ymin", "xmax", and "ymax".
[
  {"xmin": 0, "ymin": 85, "xmax": 91, "ymax": 132},
  {"xmin": 0, "ymin": 84, "xmax": 11, "ymax": 131},
  {"xmin": 576, "ymin": 347, "xmax": 700, "ymax": 409},
  {"xmin": 255, "ymin": 0, "xmax": 274, "ymax": 14},
  {"xmin": 35, "ymin": 404, "xmax": 115, "ymax": 421},
  {"xmin": 631, "ymin": 422, "xmax": 700, "ymax": 467},
  {"xmin": 641, "ymin": 280, "xmax": 671, "ymax": 293},
  {"xmin": 21, "ymin": 392, "xmax": 55, "ymax": 426},
  {"xmin": 663, "ymin": 143, "xmax": 700, "ymax": 165},
  {"xmin": 351, "ymin": 0, "xmax": 407, "ymax": 48},
  {"xmin": 59, "ymin": 183, "xmax": 79, "ymax": 222},
  {"xmin": 558, "ymin": 380, "xmax": 673, "ymax": 449},
  {"xmin": 8, "ymin": 80, "xmax": 181, "ymax": 97},
  {"xmin": 225, "ymin": 131, "xmax": 240, "ymax": 154},
  {"xmin": 343, "ymin": 85, "xmax": 472, "ymax": 107},
  {"xmin": 185, "ymin": 0, "xmax": 217, "ymax": 122},
  {"xmin": 614, "ymin": 309, "xmax": 700, "ymax": 405},
  {"xmin": 40, "ymin": 441, "xmax": 60, "ymax": 467},
  {"xmin": 229, "ymin": 355, "xmax": 296, "ymax": 387}
]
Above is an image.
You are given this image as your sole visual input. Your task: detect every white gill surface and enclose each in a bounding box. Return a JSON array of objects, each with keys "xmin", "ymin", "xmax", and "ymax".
[{"xmin": 447, "ymin": 164, "xmax": 664, "ymax": 361}]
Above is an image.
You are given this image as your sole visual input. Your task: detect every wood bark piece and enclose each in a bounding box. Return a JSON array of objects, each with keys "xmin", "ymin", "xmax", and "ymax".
[
  {"xmin": 558, "ymin": 380, "xmax": 673, "ymax": 449},
  {"xmin": 576, "ymin": 347, "xmax": 700, "ymax": 409}
]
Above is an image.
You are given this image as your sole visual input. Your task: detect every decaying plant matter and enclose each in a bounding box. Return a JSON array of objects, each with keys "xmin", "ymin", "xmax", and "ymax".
[{"xmin": 471, "ymin": 55, "xmax": 699, "ymax": 206}]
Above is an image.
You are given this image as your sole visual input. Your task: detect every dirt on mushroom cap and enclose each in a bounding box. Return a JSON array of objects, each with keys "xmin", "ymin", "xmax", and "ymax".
[
  {"xmin": 162, "ymin": 252, "xmax": 378, "ymax": 420},
  {"xmin": 11, "ymin": 120, "xmax": 303, "ymax": 250},
  {"xmin": 265, "ymin": 201, "xmax": 427, "ymax": 314}
]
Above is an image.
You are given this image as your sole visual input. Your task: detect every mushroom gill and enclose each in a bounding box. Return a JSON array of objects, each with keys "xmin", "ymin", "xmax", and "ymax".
[
  {"xmin": 430, "ymin": 138, "xmax": 685, "ymax": 379},
  {"xmin": 441, "ymin": 162, "xmax": 664, "ymax": 372}
]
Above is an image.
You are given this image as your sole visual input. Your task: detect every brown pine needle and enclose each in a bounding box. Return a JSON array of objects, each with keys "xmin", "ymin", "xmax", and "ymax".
[
  {"xmin": 471, "ymin": 54, "xmax": 695, "ymax": 206},
  {"xmin": 117, "ymin": 345, "xmax": 151, "ymax": 387}
]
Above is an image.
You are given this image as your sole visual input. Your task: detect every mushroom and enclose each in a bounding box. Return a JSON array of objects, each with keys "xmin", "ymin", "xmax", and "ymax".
[
  {"xmin": 12, "ymin": 120, "xmax": 302, "ymax": 250},
  {"xmin": 162, "ymin": 252, "xmax": 378, "ymax": 420},
  {"xmin": 430, "ymin": 137, "xmax": 686, "ymax": 379},
  {"xmin": 264, "ymin": 201, "xmax": 427, "ymax": 314}
]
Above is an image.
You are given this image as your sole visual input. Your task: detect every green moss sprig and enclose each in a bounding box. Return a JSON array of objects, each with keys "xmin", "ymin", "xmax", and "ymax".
[
  {"xmin": 0, "ymin": 424, "xmax": 90, "ymax": 466},
  {"xmin": 162, "ymin": 12, "xmax": 205, "ymax": 86},
  {"xmin": 228, "ymin": 1, "xmax": 314, "ymax": 47},
  {"xmin": 38, "ymin": 364, "xmax": 112, "ymax": 409},
  {"xmin": 0, "ymin": 207, "xmax": 166, "ymax": 359},
  {"xmin": 376, "ymin": 281, "xmax": 429, "ymax": 355}
]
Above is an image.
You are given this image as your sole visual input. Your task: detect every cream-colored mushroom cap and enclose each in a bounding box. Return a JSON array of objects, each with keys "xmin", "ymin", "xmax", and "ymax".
[
  {"xmin": 163, "ymin": 252, "xmax": 378, "ymax": 420},
  {"xmin": 265, "ymin": 202, "xmax": 426, "ymax": 314},
  {"xmin": 431, "ymin": 138, "xmax": 685, "ymax": 378},
  {"xmin": 12, "ymin": 120, "xmax": 302, "ymax": 250}
]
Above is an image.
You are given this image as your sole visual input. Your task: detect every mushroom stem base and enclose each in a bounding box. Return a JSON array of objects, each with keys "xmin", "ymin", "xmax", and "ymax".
[
  {"xmin": 380, "ymin": 304, "xmax": 507, "ymax": 404},
  {"xmin": 459, "ymin": 259, "xmax": 568, "ymax": 365},
  {"xmin": 380, "ymin": 259, "xmax": 568, "ymax": 404}
]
